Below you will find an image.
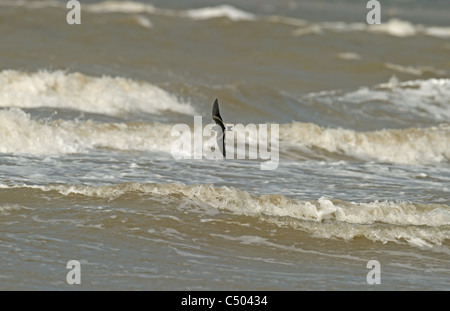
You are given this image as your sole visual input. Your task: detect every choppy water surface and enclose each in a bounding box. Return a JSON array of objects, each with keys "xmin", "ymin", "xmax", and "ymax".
[{"xmin": 0, "ymin": 0, "xmax": 449, "ymax": 290}]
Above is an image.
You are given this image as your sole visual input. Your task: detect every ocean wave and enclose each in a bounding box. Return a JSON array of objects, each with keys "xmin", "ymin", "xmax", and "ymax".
[
  {"xmin": 0, "ymin": 1, "xmax": 254, "ymax": 22},
  {"xmin": 303, "ymin": 77, "xmax": 450, "ymax": 129},
  {"xmin": 383, "ymin": 63, "xmax": 446, "ymax": 76},
  {"xmin": 184, "ymin": 5, "xmax": 255, "ymax": 21},
  {"xmin": 131, "ymin": 15, "xmax": 153, "ymax": 29},
  {"xmin": 86, "ymin": 2, "xmax": 255, "ymax": 21},
  {"xmin": 0, "ymin": 107, "xmax": 448, "ymax": 165},
  {"xmin": 3, "ymin": 1, "xmax": 449, "ymax": 38},
  {"xmin": 0, "ymin": 203, "xmax": 26, "ymax": 214},
  {"xmin": 280, "ymin": 122, "xmax": 450, "ymax": 165},
  {"xmin": 8, "ymin": 182, "xmax": 450, "ymax": 249},
  {"xmin": 370, "ymin": 19, "xmax": 450, "ymax": 38},
  {"xmin": 0, "ymin": 70, "xmax": 196, "ymax": 116},
  {"xmin": 0, "ymin": 0, "xmax": 60, "ymax": 9},
  {"xmin": 0, "ymin": 0, "xmax": 157, "ymax": 13},
  {"xmin": 0, "ymin": 108, "xmax": 174, "ymax": 155},
  {"xmin": 84, "ymin": 1, "xmax": 156, "ymax": 14},
  {"xmin": 290, "ymin": 18, "xmax": 450, "ymax": 39},
  {"xmin": 341, "ymin": 77, "xmax": 450, "ymax": 121}
]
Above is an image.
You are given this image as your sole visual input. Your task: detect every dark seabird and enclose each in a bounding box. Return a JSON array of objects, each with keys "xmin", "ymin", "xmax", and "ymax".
[{"xmin": 212, "ymin": 99, "xmax": 226, "ymax": 157}]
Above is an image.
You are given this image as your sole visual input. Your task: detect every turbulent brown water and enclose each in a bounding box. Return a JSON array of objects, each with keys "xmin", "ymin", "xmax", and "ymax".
[{"xmin": 0, "ymin": 0, "xmax": 449, "ymax": 290}]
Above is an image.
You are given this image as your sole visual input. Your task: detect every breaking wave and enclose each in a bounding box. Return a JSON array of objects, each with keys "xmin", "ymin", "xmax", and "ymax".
[
  {"xmin": 0, "ymin": 70, "xmax": 196, "ymax": 117},
  {"xmin": 1, "ymin": 1, "xmax": 449, "ymax": 38},
  {"xmin": 0, "ymin": 107, "xmax": 448, "ymax": 165},
  {"xmin": 280, "ymin": 122, "xmax": 450, "ymax": 165},
  {"xmin": 289, "ymin": 18, "xmax": 450, "ymax": 39},
  {"xmin": 0, "ymin": 1, "xmax": 255, "ymax": 22},
  {"xmin": 183, "ymin": 5, "xmax": 255, "ymax": 21},
  {"xmin": 340, "ymin": 78, "xmax": 450, "ymax": 122},
  {"xmin": 6, "ymin": 182, "xmax": 449, "ymax": 249},
  {"xmin": 0, "ymin": 108, "xmax": 173, "ymax": 155}
]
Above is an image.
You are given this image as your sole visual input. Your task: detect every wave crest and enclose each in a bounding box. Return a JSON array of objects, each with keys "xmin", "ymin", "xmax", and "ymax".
[
  {"xmin": 0, "ymin": 70, "xmax": 196, "ymax": 116},
  {"xmin": 281, "ymin": 122, "xmax": 450, "ymax": 165},
  {"xmin": 13, "ymin": 182, "xmax": 450, "ymax": 248},
  {"xmin": 0, "ymin": 107, "xmax": 448, "ymax": 165},
  {"xmin": 0, "ymin": 108, "xmax": 174, "ymax": 155}
]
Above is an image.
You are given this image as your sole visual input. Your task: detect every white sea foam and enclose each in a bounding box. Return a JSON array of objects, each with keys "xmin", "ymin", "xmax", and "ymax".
[
  {"xmin": 0, "ymin": 107, "xmax": 448, "ymax": 165},
  {"xmin": 424, "ymin": 26, "xmax": 450, "ymax": 39},
  {"xmin": 184, "ymin": 5, "xmax": 255, "ymax": 21},
  {"xmin": 132, "ymin": 15, "xmax": 153, "ymax": 29},
  {"xmin": 16, "ymin": 182, "xmax": 450, "ymax": 248},
  {"xmin": 0, "ymin": 0, "xmax": 157, "ymax": 14},
  {"xmin": 0, "ymin": 1, "xmax": 253, "ymax": 22},
  {"xmin": 384, "ymin": 63, "xmax": 446, "ymax": 76},
  {"xmin": 0, "ymin": 108, "xmax": 174, "ymax": 155},
  {"xmin": 0, "ymin": 108, "xmax": 267, "ymax": 157},
  {"xmin": 2, "ymin": 1, "xmax": 449, "ymax": 38},
  {"xmin": 280, "ymin": 122, "xmax": 450, "ymax": 165},
  {"xmin": 84, "ymin": 1, "xmax": 156, "ymax": 14},
  {"xmin": 368, "ymin": 18, "xmax": 417, "ymax": 37},
  {"xmin": 336, "ymin": 52, "xmax": 362, "ymax": 61},
  {"xmin": 84, "ymin": 2, "xmax": 255, "ymax": 21},
  {"xmin": 0, "ymin": 70, "xmax": 196, "ymax": 116},
  {"xmin": 341, "ymin": 78, "xmax": 450, "ymax": 121},
  {"xmin": 290, "ymin": 18, "xmax": 450, "ymax": 39},
  {"xmin": 0, "ymin": 0, "xmax": 60, "ymax": 9}
]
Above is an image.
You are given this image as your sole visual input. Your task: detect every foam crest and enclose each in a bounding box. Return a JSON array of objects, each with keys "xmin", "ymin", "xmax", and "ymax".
[
  {"xmin": 2, "ymin": 1, "xmax": 449, "ymax": 38},
  {"xmin": 375, "ymin": 19, "xmax": 450, "ymax": 38},
  {"xmin": 0, "ymin": 108, "xmax": 270, "ymax": 158},
  {"xmin": 84, "ymin": 2, "xmax": 255, "ymax": 21},
  {"xmin": 0, "ymin": 0, "xmax": 157, "ymax": 13},
  {"xmin": 84, "ymin": 1, "xmax": 156, "ymax": 14},
  {"xmin": 280, "ymin": 122, "xmax": 450, "ymax": 165},
  {"xmin": 368, "ymin": 18, "xmax": 417, "ymax": 37},
  {"xmin": 384, "ymin": 63, "xmax": 446, "ymax": 76},
  {"xmin": 342, "ymin": 78, "xmax": 450, "ymax": 121},
  {"xmin": 85, "ymin": 2, "xmax": 255, "ymax": 21},
  {"xmin": 0, "ymin": 70, "xmax": 195, "ymax": 116},
  {"xmin": 22, "ymin": 182, "xmax": 450, "ymax": 248},
  {"xmin": 0, "ymin": 1, "xmax": 253, "ymax": 22},
  {"xmin": 291, "ymin": 18, "xmax": 450, "ymax": 39},
  {"xmin": 424, "ymin": 26, "xmax": 450, "ymax": 39},
  {"xmin": 184, "ymin": 5, "xmax": 255, "ymax": 21},
  {"xmin": 0, "ymin": 0, "xmax": 60, "ymax": 9},
  {"xmin": 1, "ymin": 107, "xmax": 448, "ymax": 164},
  {"xmin": 132, "ymin": 15, "xmax": 153, "ymax": 29},
  {"xmin": 0, "ymin": 108, "xmax": 174, "ymax": 155}
]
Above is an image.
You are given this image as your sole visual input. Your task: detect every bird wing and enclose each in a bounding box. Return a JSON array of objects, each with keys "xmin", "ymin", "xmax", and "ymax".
[{"xmin": 212, "ymin": 99, "xmax": 226, "ymax": 157}]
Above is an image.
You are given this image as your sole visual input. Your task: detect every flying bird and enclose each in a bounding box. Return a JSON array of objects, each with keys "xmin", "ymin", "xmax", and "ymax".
[{"xmin": 212, "ymin": 99, "xmax": 226, "ymax": 158}]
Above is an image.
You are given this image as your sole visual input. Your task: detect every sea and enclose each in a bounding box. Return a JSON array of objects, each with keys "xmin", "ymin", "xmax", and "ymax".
[{"xmin": 0, "ymin": 0, "xmax": 449, "ymax": 291}]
